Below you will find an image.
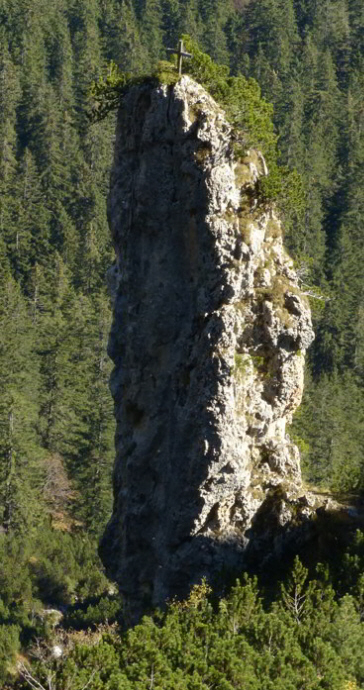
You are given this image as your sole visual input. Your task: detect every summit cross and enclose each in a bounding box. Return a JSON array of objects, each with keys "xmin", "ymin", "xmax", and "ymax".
[{"xmin": 166, "ymin": 39, "xmax": 192, "ymax": 76}]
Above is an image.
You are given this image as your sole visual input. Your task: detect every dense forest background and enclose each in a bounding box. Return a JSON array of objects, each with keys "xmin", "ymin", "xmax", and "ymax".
[{"xmin": 2, "ymin": 0, "xmax": 364, "ymax": 687}]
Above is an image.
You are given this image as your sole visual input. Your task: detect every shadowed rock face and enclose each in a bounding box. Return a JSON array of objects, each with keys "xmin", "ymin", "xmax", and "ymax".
[{"xmin": 100, "ymin": 76, "xmax": 314, "ymax": 619}]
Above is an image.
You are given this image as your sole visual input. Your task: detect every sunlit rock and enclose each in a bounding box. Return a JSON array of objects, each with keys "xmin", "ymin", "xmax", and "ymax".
[{"xmin": 100, "ymin": 76, "xmax": 314, "ymax": 619}]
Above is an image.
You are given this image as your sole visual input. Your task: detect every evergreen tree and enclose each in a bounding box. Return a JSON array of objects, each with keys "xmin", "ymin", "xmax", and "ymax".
[{"xmin": 0, "ymin": 240, "xmax": 43, "ymax": 532}]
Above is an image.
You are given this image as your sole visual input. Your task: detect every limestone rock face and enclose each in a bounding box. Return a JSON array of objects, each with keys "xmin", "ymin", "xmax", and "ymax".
[{"xmin": 100, "ymin": 76, "xmax": 314, "ymax": 616}]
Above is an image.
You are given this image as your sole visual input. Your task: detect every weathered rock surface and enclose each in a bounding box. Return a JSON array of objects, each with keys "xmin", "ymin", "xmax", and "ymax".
[{"xmin": 100, "ymin": 76, "xmax": 315, "ymax": 617}]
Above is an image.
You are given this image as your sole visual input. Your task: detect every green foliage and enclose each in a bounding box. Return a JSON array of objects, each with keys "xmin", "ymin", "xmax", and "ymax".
[
  {"xmin": 64, "ymin": 595, "xmax": 121, "ymax": 630},
  {"xmin": 182, "ymin": 35, "xmax": 306, "ymax": 218},
  {"xmin": 0, "ymin": 624, "xmax": 19, "ymax": 680},
  {"xmin": 89, "ymin": 61, "xmax": 142, "ymax": 122},
  {"xmin": 14, "ymin": 553, "xmax": 364, "ymax": 690},
  {"xmin": 182, "ymin": 34, "xmax": 277, "ymax": 159}
]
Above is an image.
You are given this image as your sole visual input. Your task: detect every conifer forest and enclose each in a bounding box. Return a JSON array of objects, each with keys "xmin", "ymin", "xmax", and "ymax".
[{"xmin": 2, "ymin": 0, "xmax": 364, "ymax": 687}]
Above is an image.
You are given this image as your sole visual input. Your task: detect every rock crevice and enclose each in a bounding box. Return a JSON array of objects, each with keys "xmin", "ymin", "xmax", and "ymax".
[{"xmin": 100, "ymin": 76, "xmax": 315, "ymax": 616}]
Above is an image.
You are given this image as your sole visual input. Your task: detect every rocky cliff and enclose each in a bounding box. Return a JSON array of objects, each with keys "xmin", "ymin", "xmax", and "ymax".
[{"xmin": 100, "ymin": 76, "xmax": 315, "ymax": 617}]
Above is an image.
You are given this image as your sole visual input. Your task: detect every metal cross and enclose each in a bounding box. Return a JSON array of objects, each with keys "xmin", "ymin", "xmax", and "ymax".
[{"xmin": 166, "ymin": 39, "xmax": 192, "ymax": 76}]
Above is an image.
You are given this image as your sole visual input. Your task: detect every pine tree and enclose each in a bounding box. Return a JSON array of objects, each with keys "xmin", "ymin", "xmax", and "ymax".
[
  {"xmin": 101, "ymin": 0, "xmax": 148, "ymax": 73},
  {"xmin": 141, "ymin": 0, "xmax": 164, "ymax": 66},
  {"xmin": 0, "ymin": 240, "xmax": 43, "ymax": 532}
]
